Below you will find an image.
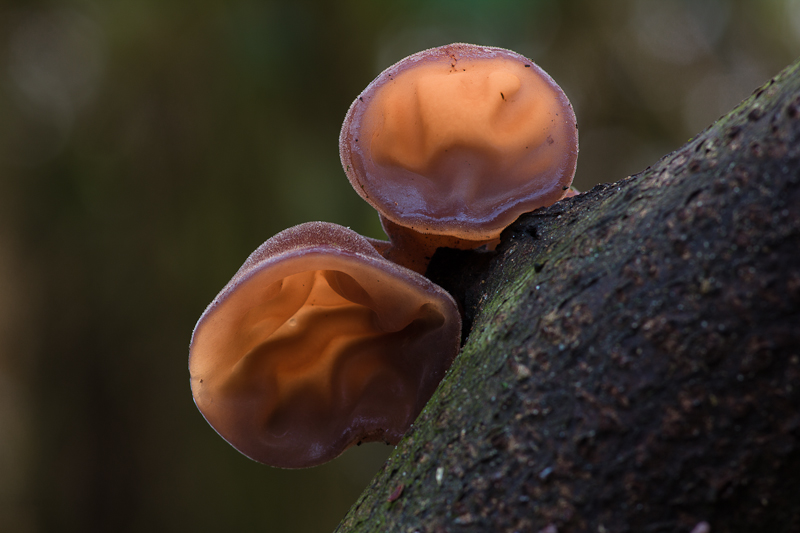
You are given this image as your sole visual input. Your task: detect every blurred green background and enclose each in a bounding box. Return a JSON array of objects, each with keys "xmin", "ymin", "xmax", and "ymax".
[{"xmin": 0, "ymin": 0, "xmax": 797, "ymax": 531}]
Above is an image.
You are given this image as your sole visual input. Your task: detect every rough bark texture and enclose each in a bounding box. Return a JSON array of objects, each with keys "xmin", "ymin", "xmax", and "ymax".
[{"xmin": 335, "ymin": 59, "xmax": 800, "ymax": 533}]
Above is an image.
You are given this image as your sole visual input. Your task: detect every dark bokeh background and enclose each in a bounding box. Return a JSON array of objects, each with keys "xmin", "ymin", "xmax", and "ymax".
[{"xmin": 0, "ymin": 0, "xmax": 797, "ymax": 531}]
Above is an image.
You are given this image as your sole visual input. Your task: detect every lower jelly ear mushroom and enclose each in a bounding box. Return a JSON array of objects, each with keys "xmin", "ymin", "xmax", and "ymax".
[
  {"xmin": 188, "ymin": 221, "xmax": 461, "ymax": 468},
  {"xmin": 340, "ymin": 43, "xmax": 578, "ymax": 272}
]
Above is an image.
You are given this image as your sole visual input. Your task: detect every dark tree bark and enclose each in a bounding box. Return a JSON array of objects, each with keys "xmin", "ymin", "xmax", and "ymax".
[{"xmin": 335, "ymin": 59, "xmax": 800, "ymax": 533}]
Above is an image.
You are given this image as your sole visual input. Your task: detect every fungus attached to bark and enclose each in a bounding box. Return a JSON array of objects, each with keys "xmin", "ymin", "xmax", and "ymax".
[
  {"xmin": 340, "ymin": 43, "xmax": 578, "ymax": 272},
  {"xmin": 189, "ymin": 222, "xmax": 461, "ymax": 468}
]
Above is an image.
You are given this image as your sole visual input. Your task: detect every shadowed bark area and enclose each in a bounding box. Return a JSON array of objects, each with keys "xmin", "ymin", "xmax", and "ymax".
[{"xmin": 335, "ymin": 59, "xmax": 800, "ymax": 533}]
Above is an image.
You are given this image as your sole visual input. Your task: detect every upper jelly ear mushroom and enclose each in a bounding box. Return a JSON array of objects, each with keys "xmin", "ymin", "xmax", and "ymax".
[
  {"xmin": 189, "ymin": 221, "xmax": 461, "ymax": 468},
  {"xmin": 340, "ymin": 43, "xmax": 578, "ymax": 272}
]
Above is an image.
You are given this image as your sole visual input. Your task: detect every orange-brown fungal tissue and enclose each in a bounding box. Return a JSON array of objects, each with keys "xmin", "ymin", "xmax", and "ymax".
[
  {"xmin": 340, "ymin": 43, "xmax": 578, "ymax": 271},
  {"xmin": 189, "ymin": 222, "xmax": 461, "ymax": 468}
]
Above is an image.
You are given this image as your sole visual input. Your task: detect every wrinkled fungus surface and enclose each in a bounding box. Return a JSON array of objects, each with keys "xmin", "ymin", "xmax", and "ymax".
[
  {"xmin": 340, "ymin": 43, "xmax": 578, "ymax": 242},
  {"xmin": 189, "ymin": 222, "xmax": 461, "ymax": 468}
]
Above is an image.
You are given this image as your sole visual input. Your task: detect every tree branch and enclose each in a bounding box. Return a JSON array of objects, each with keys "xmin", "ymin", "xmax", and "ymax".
[{"xmin": 335, "ymin": 58, "xmax": 800, "ymax": 533}]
